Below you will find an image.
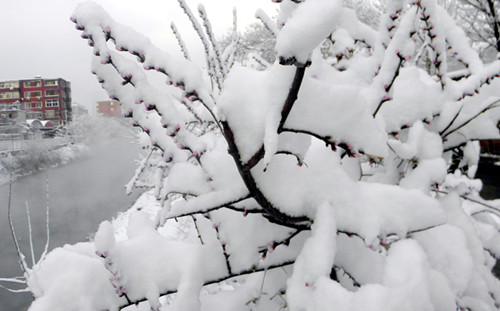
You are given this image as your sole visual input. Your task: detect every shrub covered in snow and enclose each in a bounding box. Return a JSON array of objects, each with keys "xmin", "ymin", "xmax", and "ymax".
[{"xmin": 23, "ymin": 0, "xmax": 500, "ymax": 310}]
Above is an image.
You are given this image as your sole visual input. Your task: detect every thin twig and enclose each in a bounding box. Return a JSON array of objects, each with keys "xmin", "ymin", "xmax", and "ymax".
[
  {"xmin": 7, "ymin": 138, "xmax": 29, "ymax": 277},
  {"xmin": 439, "ymin": 105, "xmax": 463, "ymax": 136},
  {"xmin": 40, "ymin": 171, "xmax": 50, "ymax": 260},
  {"xmin": 191, "ymin": 215, "xmax": 204, "ymax": 245},
  {"xmin": 170, "ymin": 22, "xmax": 191, "ymax": 60},
  {"xmin": 0, "ymin": 283, "xmax": 29, "ymax": 293},
  {"xmin": 117, "ymin": 260, "xmax": 296, "ymax": 310},
  {"xmin": 25, "ymin": 201, "xmax": 35, "ymax": 267},
  {"xmin": 442, "ymin": 99, "xmax": 500, "ymax": 139}
]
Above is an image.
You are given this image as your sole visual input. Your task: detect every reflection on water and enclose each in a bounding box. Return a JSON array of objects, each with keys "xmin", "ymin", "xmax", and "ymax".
[{"xmin": 0, "ymin": 132, "xmax": 143, "ymax": 310}]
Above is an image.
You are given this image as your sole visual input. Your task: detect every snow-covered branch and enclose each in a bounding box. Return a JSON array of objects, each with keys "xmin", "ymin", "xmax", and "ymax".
[{"xmin": 23, "ymin": 0, "xmax": 500, "ymax": 309}]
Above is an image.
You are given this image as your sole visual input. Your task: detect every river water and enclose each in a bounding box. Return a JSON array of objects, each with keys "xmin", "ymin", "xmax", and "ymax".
[{"xmin": 0, "ymin": 130, "xmax": 144, "ymax": 310}]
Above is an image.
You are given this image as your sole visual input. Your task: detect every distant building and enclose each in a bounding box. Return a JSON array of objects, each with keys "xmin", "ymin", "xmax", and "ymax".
[
  {"xmin": 96, "ymin": 100, "xmax": 121, "ymax": 117},
  {"xmin": 0, "ymin": 77, "xmax": 72, "ymax": 126},
  {"xmin": 0, "ymin": 101, "xmax": 28, "ymax": 137}
]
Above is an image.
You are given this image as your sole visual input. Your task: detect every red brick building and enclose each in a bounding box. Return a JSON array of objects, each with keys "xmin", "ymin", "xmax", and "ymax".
[
  {"xmin": 0, "ymin": 77, "xmax": 72, "ymax": 126},
  {"xmin": 96, "ymin": 100, "xmax": 121, "ymax": 117}
]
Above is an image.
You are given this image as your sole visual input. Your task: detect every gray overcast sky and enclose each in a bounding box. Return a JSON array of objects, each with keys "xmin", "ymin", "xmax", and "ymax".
[{"xmin": 0, "ymin": 0, "xmax": 277, "ymax": 113}]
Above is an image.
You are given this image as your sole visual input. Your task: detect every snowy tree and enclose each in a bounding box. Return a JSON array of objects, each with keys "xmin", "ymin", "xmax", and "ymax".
[
  {"xmin": 455, "ymin": 0, "xmax": 500, "ymax": 60},
  {"xmin": 17, "ymin": 0, "xmax": 500, "ymax": 310},
  {"xmin": 219, "ymin": 20, "xmax": 277, "ymax": 68}
]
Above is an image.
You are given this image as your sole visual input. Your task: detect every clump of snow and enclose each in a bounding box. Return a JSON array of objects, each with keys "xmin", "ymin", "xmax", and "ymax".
[
  {"xmin": 378, "ymin": 67, "xmax": 444, "ymax": 133},
  {"xmin": 218, "ymin": 64, "xmax": 294, "ymax": 164},
  {"xmin": 275, "ymin": 0, "xmax": 343, "ymax": 65},
  {"xmin": 287, "ymin": 202, "xmax": 336, "ymax": 310},
  {"xmin": 27, "ymin": 243, "xmax": 122, "ymax": 311}
]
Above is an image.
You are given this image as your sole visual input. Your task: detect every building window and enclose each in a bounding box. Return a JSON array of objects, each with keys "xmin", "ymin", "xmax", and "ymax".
[
  {"xmin": 0, "ymin": 92, "xmax": 19, "ymax": 99},
  {"xmin": 45, "ymin": 99, "xmax": 59, "ymax": 107},
  {"xmin": 24, "ymin": 81, "xmax": 41, "ymax": 88},
  {"xmin": 24, "ymin": 91, "xmax": 42, "ymax": 99},
  {"xmin": 45, "ymin": 80, "xmax": 58, "ymax": 86},
  {"xmin": 45, "ymin": 110, "xmax": 56, "ymax": 118},
  {"xmin": 26, "ymin": 102, "xmax": 42, "ymax": 109},
  {"xmin": 0, "ymin": 81, "xmax": 19, "ymax": 89},
  {"xmin": 27, "ymin": 112, "xmax": 43, "ymax": 119},
  {"xmin": 45, "ymin": 90, "xmax": 58, "ymax": 97}
]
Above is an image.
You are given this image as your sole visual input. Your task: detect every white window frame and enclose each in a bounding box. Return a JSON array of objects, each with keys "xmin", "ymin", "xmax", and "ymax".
[
  {"xmin": 23, "ymin": 81, "xmax": 41, "ymax": 88},
  {"xmin": 45, "ymin": 99, "xmax": 59, "ymax": 107},
  {"xmin": 25, "ymin": 91, "xmax": 41, "ymax": 98},
  {"xmin": 45, "ymin": 80, "xmax": 58, "ymax": 86}
]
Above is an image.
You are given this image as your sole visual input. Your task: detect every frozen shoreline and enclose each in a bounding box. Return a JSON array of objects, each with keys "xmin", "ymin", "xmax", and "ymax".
[{"xmin": 0, "ymin": 141, "xmax": 89, "ymax": 186}]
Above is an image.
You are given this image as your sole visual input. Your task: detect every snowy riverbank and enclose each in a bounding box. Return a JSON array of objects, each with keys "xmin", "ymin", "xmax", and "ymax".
[
  {"xmin": 0, "ymin": 115, "xmax": 137, "ymax": 185},
  {"xmin": 0, "ymin": 141, "xmax": 89, "ymax": 185}
]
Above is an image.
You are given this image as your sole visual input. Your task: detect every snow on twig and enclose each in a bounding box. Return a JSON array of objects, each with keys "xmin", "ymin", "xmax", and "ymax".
[
  {"xmin": 170, "ymin": 22, "xmax": 191, "ymax": 61},
  {"xmin": 25, "ymin": 201, "xmax": 35, "ymax": 267}
]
